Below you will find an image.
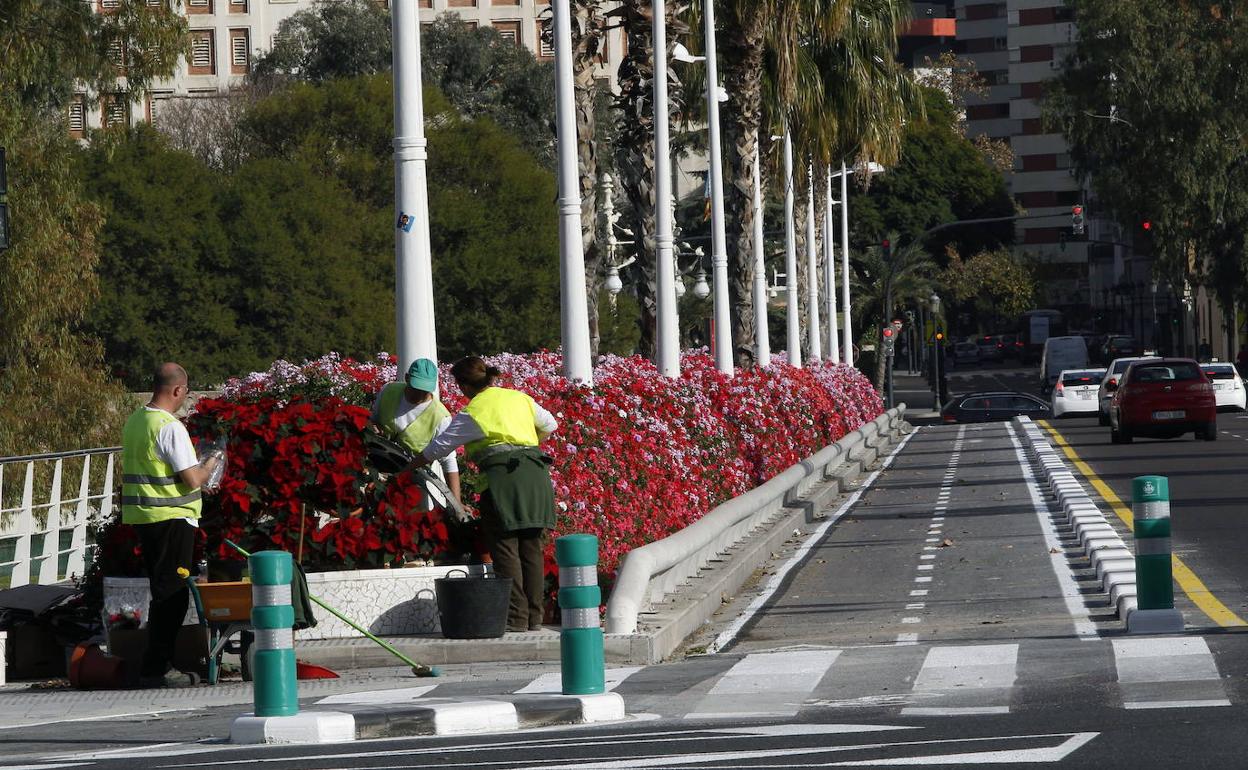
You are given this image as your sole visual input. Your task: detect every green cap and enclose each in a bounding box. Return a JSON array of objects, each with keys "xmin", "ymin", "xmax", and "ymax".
[{"xmin": 405, "ymin": 358, "xmax": 439, "ymax": 391}]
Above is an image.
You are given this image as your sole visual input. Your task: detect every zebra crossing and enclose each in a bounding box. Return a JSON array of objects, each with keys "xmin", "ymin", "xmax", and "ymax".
[{"xmin": 317, "ymin": 636, "xmax": 1237, "ymax": 721}]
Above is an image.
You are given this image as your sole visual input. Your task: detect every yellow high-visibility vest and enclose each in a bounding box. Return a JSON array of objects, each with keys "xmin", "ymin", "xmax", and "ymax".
[
  {"xmin": 376, "ymin": 382, "xmax": 451, "ymax": 453},
  {"xmin": 121, "ymin": 408, "xmax": 202, "ymax": 525},
  {"xmin": 462, "ymin": 387, "xmax": 540, "ymax": 460}
]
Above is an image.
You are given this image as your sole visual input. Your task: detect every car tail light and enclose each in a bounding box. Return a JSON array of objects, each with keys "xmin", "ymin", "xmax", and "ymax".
[{"xmin": 1054, "ymin": 382, "xmax": 1064, "ymax": 395}]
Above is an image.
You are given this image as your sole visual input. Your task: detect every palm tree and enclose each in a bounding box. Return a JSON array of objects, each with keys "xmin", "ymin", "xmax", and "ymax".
[
  {"xmin": 718, "ymin": 0, "xmax": 919, "ymax": 356},
  {"xmin": 850, "ymin": 232, "xmax": 937, "ymax": 389}
]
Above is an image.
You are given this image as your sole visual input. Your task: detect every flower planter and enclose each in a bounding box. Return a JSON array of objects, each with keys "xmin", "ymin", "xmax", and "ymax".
[
  {"xmin": 298, "ymin": 564, "xmax": 487, "ymax": 640},
  {"xmin": 105, "ymin": 566, "xmax": 490, "ymax": 641}
]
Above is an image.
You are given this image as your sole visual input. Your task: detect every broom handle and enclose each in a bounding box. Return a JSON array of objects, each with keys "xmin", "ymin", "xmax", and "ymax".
[{"xmin": 223, "ymin": 539, "xmax": 427, "ymax": 671}]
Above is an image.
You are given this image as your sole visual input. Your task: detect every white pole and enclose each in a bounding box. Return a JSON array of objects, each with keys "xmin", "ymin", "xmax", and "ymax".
[
  {"xmin": 783, "ymin": 131, "xmax": 800, "ymax": 366},
  {"xmin": 703, "ymin": 0, "xmax": 733, "ymax": 376},
  {"xmin": 805, "ymin": 163, "xmax": 821, "ymax": 361},
  {"xmin": 824, "ymin": 165, "xmax": 840, "ymax": 364},
  {"xmin": 653, "ymin": 0, "xmax": 680, "ymax": 377},
  {"xmin": 752, "ymin": 144, "xmax": 771, "ymax": 367},
  {"xmin": 840, "ymin": 160, "xmax": 853, "ymax": 364},
  {"xmin": 391, "ymin": 0, "xmax": 437, "ymax": 372},
  {"xmin": 552, "ymin": 0, "xmax": 593, "ymax": 383}
]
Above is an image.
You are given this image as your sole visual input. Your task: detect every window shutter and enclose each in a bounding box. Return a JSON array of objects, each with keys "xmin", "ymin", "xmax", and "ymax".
[
  {"xmin": 106, "ymin": 99, "xmax": 128, "ymax": 127},
  {"xmin": 232, "ymin": 33, "xmax": 248, "ymax": 67},
  {"xmin": 539, "ymin": 20, "xmax": 554, "ymax": 57},
  {"xmin": 192, "ymin": 34, "xmax": 212, "ymax": 68},
  {"xmin": 69, "ymin": 100, "xmax": 85, "ymax": 133}
]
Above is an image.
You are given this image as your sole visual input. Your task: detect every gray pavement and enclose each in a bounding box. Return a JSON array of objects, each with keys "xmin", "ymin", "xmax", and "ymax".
[{"xmin": 7, "ymin": 387, "xmax": 1248, "ymax": 767}]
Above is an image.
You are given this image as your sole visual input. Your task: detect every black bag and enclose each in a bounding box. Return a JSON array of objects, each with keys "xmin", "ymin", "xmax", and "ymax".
[{"xmin": 361, "ymin": 428, "xmax": 472, "ymax": 523}]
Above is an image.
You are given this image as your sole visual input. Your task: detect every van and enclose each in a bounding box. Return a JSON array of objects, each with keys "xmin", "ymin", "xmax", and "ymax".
[{"xmin": 1040, "ymin": 336, "xmax": 1089, "ymax": 394}]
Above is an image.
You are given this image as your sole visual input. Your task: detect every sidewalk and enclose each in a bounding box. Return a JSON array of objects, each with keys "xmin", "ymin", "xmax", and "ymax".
[{"xmin": 892, "ymin": 369, "xmax": 940, "ymax": 423}]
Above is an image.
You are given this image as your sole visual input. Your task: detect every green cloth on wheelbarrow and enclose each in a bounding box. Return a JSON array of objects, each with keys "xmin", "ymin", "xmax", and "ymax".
[{"xmin": 291, "ymin": 562, "xmax": 317, "ymax": 630}]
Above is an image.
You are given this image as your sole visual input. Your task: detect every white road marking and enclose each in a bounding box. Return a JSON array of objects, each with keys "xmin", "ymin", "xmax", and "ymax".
[
  {"xmin": 317, "ymin": 685, "xmax": 439, "ymax": 705},
  {"xmin": 1112, "ymin": 637, "xmax": 1230, "ymax": 708},
  {"xmin": 917, "ymin": 564, "xmax": 934, "ymax": 571},
  {"xmin": 901, "ymin": 644, "xmax": 1018, "ymax": 717},
  {"xmin": 895, "ymin": 633, "xmax": 920, "ymax": 646},
  {"xmin": 921, "ymin": 554, "xmax": 936, "ymax": 560},
  {"xmin": 906, "ymin": 603, "xmax": 926, "ymax": 609},
  {"xmin": 915, "ymin": 576, "xmax": 933, "ymax": 583},
  {"xmin": 709, "ymin": 430, "xmax": 917, "ymax": 654},
  {"xmin": 901, "ymin": 617, "xmax": 922, "ymax": 624},
  {"xmin": 515, "ymin": 666, "xmax": 642, "ymax": 694},
  {"xmin": 910, "ymin": 589, "xmax": 929, "ymax": 597},
  {"xmin": 687, "ymin": 650, "xmax": 841, "ymax": 719}
]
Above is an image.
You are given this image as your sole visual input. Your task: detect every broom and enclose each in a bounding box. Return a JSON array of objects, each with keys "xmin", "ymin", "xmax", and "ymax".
[{"xmin": 225, "ymin": 539, "xmax": 440, "ymax": 678}]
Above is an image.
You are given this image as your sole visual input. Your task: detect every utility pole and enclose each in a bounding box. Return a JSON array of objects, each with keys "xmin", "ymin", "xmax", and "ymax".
[{"xmin": 652, "ymin": 0, "xmax": 680, "ymax": 377}]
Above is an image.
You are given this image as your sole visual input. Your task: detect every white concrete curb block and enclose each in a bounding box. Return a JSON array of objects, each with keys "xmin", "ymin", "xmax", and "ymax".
[
  {"xmin": 1012, "ymin": 416, "xmax": 1137, "ymax": 623},
  {"xmin": 231, "ymin": 711, "xmax": 356, "ymax": 745}
]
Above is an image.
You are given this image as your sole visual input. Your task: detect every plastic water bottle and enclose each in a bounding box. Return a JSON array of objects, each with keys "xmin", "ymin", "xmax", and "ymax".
[{"xmin": 196, "ymin": 559, "xmax": 209, "ymax": 584}]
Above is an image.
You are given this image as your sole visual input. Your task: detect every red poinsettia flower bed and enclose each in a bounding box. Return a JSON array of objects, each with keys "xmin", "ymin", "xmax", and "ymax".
[{"xmin": 94, "ymin": 351, "xmax": 882, "ymax": 586}]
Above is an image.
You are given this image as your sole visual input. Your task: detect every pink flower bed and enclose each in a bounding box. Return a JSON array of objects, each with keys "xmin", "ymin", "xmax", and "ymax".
[{"xmin": 208, "ymin": 351, "xmax": 882, "ymax": 581}]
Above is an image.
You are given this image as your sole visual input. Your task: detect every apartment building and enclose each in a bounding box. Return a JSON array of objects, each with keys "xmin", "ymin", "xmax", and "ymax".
[{"xmin": 75, "ymin": 1, "xmax": 624, "ymax": 133}]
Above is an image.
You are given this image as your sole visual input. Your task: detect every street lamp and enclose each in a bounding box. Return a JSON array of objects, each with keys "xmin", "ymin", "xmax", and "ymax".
[
  {"xmin": 781, "ymin": 131, "xmax": 800, "ymax": 366},
  {"xmin": 551, "ymin": 0, "xmax": 592, "ymax": 382},
  {"xmin": 652, "ymin": 0, "xmax": 679, "ymax": 378},
  {"xmin": 391, "ymin": 0, "xmax": 437, "ymax": 373},
  {"xmin": 752, "ymin": 145, "xmax": 771, "ymax": 367},
  {"xmin": 805, "ymin": 163, "xmax": 821, "ymax": 361},
  {"xmin": 832, "ymin": 161, "xmax": 886, "ymax": 364},
  {"xmin": 823, "ymin": 167, "xmax": 840, "ymax": 364}
]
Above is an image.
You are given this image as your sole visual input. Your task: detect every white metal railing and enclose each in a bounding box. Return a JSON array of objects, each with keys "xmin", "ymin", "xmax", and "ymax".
[
  {"xmin": 0, "ymin": 447, "xmax": 121, "ymax": 587},
  {"xmin": 605, "ymin": 406, "xmax": 906, "ymax": 635}
]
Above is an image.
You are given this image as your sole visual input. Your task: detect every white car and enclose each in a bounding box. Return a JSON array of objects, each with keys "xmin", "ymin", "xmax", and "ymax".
[
  {"xmin": 1202, "ymin": 363, "xmax": 1247, "ymax": 411},
  {"xmin": 1051, "ymin": 368, "xmax": 1107, "ymax": 417},
  {"xmin": 1098, "ymin": 356, "xmax": 1159, "ymax": 425}
]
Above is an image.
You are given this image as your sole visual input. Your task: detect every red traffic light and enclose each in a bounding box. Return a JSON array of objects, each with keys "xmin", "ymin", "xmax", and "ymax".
[
  {"xmin": 881, "ymin": 239, "xmax": 890, "ymax": 249},
  {"xmin": 1072, "ymin": 205, "xmax": 1083, "ymax": 216},
  {"xmin": 882, "ymin": 327, "xmax": 894, "ymax": 338},
  {"xmin": 1142, "ymin": 220, "xmax": 1152, "ymax": 231}
]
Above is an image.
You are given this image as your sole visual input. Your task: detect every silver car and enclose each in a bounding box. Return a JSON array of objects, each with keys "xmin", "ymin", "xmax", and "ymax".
[{"xmin": 1097, "ymin": 356, "xmax": 1159, "ymax": 425}]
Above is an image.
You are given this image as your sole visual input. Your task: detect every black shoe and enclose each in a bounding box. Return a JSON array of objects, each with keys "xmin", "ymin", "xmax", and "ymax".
[
  {"xmin": 529, "ymin": 623, "xmax": 544, "ymax": 632},
  {"xmin": 137, "ymin": 670, "xmax": 201, "ymax": 688}
]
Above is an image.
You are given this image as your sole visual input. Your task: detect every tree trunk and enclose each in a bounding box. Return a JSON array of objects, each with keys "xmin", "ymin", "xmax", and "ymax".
[
  {"xmin": 572, "ymin": 1, "xmax": 606, "ymax": 361},
  {"xmin": 718, "ymin": 10, "xmax": 767, "ymax": 356}
]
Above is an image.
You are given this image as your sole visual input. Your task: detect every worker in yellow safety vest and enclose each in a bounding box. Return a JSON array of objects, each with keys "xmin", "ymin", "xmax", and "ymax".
[
  {"xmin": 120, "ymin": 363, "xmax": 223, "ymax": 688},
  {"xmin": 370, "ymin": 358, "xmax": 461, "ymax": 504},
  {"xmin": 415, "ymin": 356, "xmax": 558, "ymax": 633}
]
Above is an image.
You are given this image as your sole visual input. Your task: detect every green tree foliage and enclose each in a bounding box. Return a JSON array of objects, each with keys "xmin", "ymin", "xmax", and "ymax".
[
  {"xmin": 0, "ymin": 0, "xmax": 184, "ymax": 453},
  {"xmin": 597, "ymin": 290, "xmax": 642, "ymax": 356},
  {"xmin": 1045, "ymin": 1, "xmax": 1248, "ymax": 311},
  {"xmin": 849, "ymin": 87, "xmax": 1015, "ymax": 263},
  {"xmin": 253, "ymin": 7, "xmax": 555, "ymax": 168},
  {"xmin": 252, "ymin": 0, "xmax": 391, "ymax": 84},
  {"xmin": 81, "ymin": 128, "xmax": 238, "ymax": 385},
  {"xmin": 85, "ymin": 75, "xmax": 560, "ymax": 384},
  {"xmin": 941, "ymin": 247, "xmax": 1037, "ymax": 330}
]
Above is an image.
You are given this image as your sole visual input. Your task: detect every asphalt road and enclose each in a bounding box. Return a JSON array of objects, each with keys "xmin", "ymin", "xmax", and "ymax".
[{"xmin": 947, "ymin": 361, "xmax": 1248, "ymax": 631}]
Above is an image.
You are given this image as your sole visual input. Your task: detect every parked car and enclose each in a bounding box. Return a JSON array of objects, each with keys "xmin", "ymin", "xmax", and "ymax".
[
  {"xmin": 941, "ymin": 391, "xmax": 1051, "ymax": 423},
  {"xmin": 1099, "ymin": 335, "xmax": 1141, "ymax": 364},
  {"xmin": 953, "ymin": 342, "xmax": 980, "ymax": 366},
  {"xmin": 1098, "ymin": 356, "xmax": 1159, "ymax": 425},
  {"xmin": 976, "ymin": 335, "xmax": 1003, "ymax": 362},
  {"xmin": 1040, "ymin": 336, "xmax": 1089, "ymax": 395},
  {"xmin": 1107, "ymin": 358, "xmax": 1217, "ymax": 443},
  {"xmin": 1051, "ymin": 368, "xmax": 1107, "ymax": 418},
  {"xmin": 1201, "ymin": 363, "xmax": 1247, "ymax": 411},
  {"xmin": 1000, "ymin": 333, "xmax": 1022, "ymax": 360}
]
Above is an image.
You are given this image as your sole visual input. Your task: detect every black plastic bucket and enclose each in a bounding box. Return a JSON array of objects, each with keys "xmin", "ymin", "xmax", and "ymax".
[{"xmin": 433, "ymin": 569, "xmax": 512, "ymax": 639}]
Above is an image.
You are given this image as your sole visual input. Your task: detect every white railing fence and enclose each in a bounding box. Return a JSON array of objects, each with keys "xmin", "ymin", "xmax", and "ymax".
[{"xmin": 0, "ymin": 447, "xmax": 121, "ymax": 588}]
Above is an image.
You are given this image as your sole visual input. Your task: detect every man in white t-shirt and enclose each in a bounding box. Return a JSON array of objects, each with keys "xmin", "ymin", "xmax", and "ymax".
[{"xmin": 120, "ymin": 362, "xmax": 223, "ymax": 687}]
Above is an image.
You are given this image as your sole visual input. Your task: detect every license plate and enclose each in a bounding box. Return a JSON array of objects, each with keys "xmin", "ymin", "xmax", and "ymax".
[
  {"xmin": 1214, "ymin": 384, "xmax": 1226, "ymax": 390},
  {"xmin": 1078, "ymin": 391, "xmax": 1093, "ymax": 400},
  {"xmin": 1153, "ymin": 410, "xmax": 1185, "ymax": 420}
]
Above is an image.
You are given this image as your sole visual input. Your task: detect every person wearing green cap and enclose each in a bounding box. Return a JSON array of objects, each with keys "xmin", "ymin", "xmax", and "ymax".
[{"xmin": 371, "ymin": 358, "xmax": 460, "ymax": 504}]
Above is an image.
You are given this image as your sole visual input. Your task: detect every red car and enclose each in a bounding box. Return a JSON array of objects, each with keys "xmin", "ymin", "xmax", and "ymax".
[{"xmin": 1107, "ymin": 358, "xmax": 1217, "ymax": 443}]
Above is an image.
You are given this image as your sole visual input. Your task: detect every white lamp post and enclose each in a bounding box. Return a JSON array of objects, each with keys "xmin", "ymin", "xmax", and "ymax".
[
  {"xmin": 701, "ymin": 0, "xmax": 733, "ymax": 375},
  {"xmin": 391, "ymin": 0, "xmax": 437, "ymax": 372},
  {"xmin": 782, "ymin": 130, "xmax": 800, "ymax": 366},
  {"xmin": 652, "ymin": 0, "xmax": 680, "ymax": 377},
  {"xmin": 752, "ymin": 145, "xmax": 771, "ymax": 367},
  {"xmin": 805, "ymin": 163, "xmax": 821, "ymax": 361},
  {"xmin": 552, "ymin": 0, "xmax": 593, "ymax": 383},
  {"xmin": 823, "ymin": 166, "xmax": 840, "ymax": 363},
  {"xmin": 834, "ymin": 160, "xmax": 885, "ymax": 364}
]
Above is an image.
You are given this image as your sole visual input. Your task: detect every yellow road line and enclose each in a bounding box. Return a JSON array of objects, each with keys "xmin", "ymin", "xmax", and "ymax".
[{"xmin": 1039, "ymin": 420, "xmax": 1247, "ymax": 628}]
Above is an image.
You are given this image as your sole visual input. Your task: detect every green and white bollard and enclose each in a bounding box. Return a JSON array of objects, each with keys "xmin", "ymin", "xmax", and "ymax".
[
  {"xmin": 557, "ymin": 534, "xmax": 605, "ymax": 695},
  {"xmin": 250, "ymin": 550, "xmax": 298, "ymax": 717},
  {"xmin": 1127, "ymin": 476, "xmax": 1184, "ymax": 634}
]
